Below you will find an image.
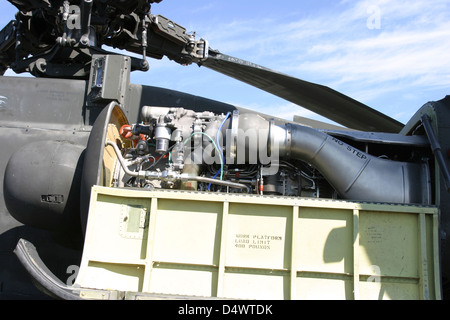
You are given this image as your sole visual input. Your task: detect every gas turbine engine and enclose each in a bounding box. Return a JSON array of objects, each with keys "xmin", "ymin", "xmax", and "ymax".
[
  {"xmin": 108, "ymin": 106, "xmax": 271, "ymax": 194},
  {"xmin": 107, "ymin": 106, "xmax": 431, "ymax": 206}
]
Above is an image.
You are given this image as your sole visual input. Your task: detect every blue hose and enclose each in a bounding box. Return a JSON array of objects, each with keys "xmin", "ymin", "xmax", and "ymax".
[{"xmin": 208, "ymin": 112, "xmax": 231, "ymax": 190}]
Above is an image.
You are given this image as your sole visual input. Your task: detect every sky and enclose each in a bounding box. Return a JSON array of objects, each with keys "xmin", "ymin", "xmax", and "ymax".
[{"xmin": 1, "ymin": 0, "xmax": 449, "ymax": 127}]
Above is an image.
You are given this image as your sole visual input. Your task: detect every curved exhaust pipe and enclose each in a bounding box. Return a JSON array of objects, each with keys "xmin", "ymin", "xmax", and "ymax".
[
  {"xmin": 268, "ymin": 122, "xmax": 430, "ymax": 204},
  {"xmin": 227, "ymin": 113, "xmax": 430, "ymax": 204}
]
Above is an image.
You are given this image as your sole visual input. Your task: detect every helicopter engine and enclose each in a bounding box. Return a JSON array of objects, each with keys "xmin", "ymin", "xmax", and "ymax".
[{"xmin": 105, "ymin": 106, "xmax": 431, "ymax": 205}]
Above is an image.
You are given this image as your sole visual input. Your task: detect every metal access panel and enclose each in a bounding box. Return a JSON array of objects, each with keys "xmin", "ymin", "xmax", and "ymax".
[
  {"xmin": 75, "ymin": 186, "xmax": 441, "ymax": 300},
  {"xmin": 88, "ymin": 55, "xmax": 131, "ymax": 105}
]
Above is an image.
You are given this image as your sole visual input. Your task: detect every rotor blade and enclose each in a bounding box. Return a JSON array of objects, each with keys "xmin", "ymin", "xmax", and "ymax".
[{"xmin": 200, "ymin": 51, "xmax": 404, "ymax": 133}]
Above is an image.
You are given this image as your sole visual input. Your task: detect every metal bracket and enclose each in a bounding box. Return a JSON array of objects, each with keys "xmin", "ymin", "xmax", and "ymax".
[
  {"xmin": 119, "ymin": 204, "xmax": 148, "ymax": 239},
  {"xmin": 183, "ymin": 38, "xmax": 209, "ymax": 63},
  {"xmin": 422, "ymin": 114, "xmax": 450, "ymax": 193},
  {"xmin": 87, "ymin": 54, "xmax": 131, "ymax": 106}
]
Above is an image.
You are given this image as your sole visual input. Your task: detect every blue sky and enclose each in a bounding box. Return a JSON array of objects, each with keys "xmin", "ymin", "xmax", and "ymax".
[{"xmin": 1, "ymin": 0, "xmax": 449, "ymax": 127}]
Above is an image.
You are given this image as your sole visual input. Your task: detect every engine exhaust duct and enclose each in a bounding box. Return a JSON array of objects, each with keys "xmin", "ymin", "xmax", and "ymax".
[{"xmin": 267, "ymin": 121, "xmax": 430, "ymax": 204}]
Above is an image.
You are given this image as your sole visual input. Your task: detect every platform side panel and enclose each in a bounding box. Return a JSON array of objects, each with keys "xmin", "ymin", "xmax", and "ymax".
[{"xmin": 75, "ymin": 187, "xmax": 440, "ymax": 300}]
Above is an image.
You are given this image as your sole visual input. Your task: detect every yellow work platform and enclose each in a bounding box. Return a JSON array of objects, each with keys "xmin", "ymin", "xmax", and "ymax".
[{"xmin": 75, "ymin": 186, "xmax": 441, "ymax": 300}]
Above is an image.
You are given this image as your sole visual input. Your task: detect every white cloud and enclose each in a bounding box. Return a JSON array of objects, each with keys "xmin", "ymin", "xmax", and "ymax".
[
  {"xmin": 195, "ymin": 0, "xmax": 450, "ymax": 123},
  {"xmin": 144, "ymin": 0, "xmax": 450, "ymax": 125}
]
